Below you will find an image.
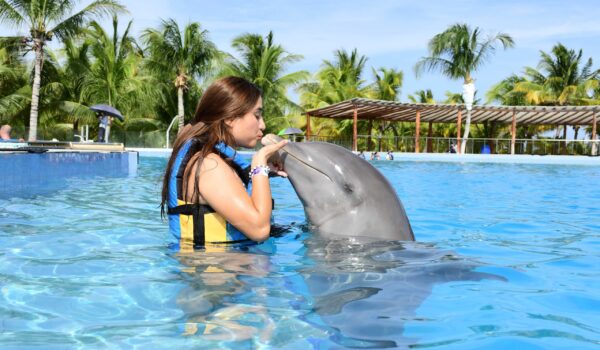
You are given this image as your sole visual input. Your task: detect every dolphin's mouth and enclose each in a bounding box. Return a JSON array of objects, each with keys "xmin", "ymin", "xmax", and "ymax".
[{"xmin": 281, "ymin": 146, "xmax": 332, "ymax": 182}]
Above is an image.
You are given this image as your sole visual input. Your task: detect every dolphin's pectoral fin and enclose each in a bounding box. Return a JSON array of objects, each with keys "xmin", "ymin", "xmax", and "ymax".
[
  {"xmin": 313, "ymin": 287, "xmax": 382, "ymax": 315},
  {"xmin": 432, "ymin": 262, "xmax": 509, "ymax": 283},
  {"xmin": 458, "ymin": 271, "xmax": 508, "ymax": 283}
]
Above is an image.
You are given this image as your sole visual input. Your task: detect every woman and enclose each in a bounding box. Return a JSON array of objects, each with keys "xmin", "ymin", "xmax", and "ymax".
[{"xmin": 161, "ymin": 76, "xmax": 288, "ymax": 250}]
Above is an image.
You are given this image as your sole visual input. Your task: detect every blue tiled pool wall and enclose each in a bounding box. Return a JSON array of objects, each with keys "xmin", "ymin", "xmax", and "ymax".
[{"xmin": 0, "ymin": 151, "xmax": 138, "ymax": 198}]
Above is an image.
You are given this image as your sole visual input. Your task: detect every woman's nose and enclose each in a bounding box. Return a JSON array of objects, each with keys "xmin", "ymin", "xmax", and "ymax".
[{"xmin": 259, "ymin": 117, "xmax": 266, "ymax": 130}]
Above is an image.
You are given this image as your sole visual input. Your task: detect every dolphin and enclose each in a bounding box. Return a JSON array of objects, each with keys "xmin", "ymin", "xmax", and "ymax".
[
  {"xmin": 294, "ymin": 237, "xmax": 507, "ymax": 348},
  {"xmin": 264, "ymin": 135, "xmax": 415, "ymax": 241}
]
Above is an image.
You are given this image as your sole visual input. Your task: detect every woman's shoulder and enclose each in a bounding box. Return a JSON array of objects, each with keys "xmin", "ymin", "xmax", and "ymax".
[
  {"xmin": 199, "ymin": 152, "xmax": 226, "ymax": 171},
  {"xmin": 198, "ymin": 152, "xmax": 239, "ymax": 177}
]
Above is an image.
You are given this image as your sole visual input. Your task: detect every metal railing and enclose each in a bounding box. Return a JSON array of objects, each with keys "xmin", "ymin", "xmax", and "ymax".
[
  {"xmin": 294, "ymin": 135, "xmax": 599, "ymax": 156},
  {"xmin": 14, "ymin": 127, "xmax": 599, "ymax": 156}
]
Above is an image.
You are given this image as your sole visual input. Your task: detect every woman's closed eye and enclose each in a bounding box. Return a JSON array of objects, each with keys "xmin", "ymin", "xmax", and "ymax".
[{"xmin": 254, "ymin": 108, "xmax": 263, "ymax": 119}]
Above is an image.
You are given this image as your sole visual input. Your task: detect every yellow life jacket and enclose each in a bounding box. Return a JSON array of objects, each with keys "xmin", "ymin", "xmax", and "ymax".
[{"xmin": 167, "ymin": 139, "xmax": 252, "ymax": 251}]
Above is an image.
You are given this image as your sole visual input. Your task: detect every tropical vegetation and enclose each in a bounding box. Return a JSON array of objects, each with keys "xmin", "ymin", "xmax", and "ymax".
[
  {"xmin": 0, "ymin": 0, "xmax": 125, "ymax": 140},
  {"xmin": 0, "ymin": 5, "xmax": 598, "ymax": 154},
  {"xmin": 414, "ymin": 23, "xmax": 515, "ymax": 153}
]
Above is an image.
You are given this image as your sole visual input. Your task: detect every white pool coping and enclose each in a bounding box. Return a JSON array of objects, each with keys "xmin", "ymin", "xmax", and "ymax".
[{"xmin": 128, "ymin": 147, "xmax": 600, "ymax": 166}]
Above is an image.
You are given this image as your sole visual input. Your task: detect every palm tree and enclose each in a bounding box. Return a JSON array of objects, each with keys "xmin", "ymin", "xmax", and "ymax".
[
  {"xmin": 83, "ymin": 17, "xmax": 159, "ymax": 141},
  {"xmin": 514, "ymin": 43, "xmax": 599, "ymax": 106},
  {"xmin": 0, "ymin": 0, "xmax": 125, "ymax": 140},
  {"xmin": 223, "ymin": 31, "xmax": 308, "ymax": 132},
  {"xmin": 300, "ymin": 49, "xmax": 371, "ymax": 141},
  {"xmin": 0, "ymin": 39, "xmax": 87, "ymax": 140},
  {"xmin": 486, "ymin": 74, "xmax": 529, "ymax": 106},
  {"xmin": 408, "ymin": 89, "xmax": 435, "ymax": 104},
  {"xmin": 142, "ymin": 19, "xmax": 217, "ymax": 133},
  {"xmin": 319, "ymin": 48, "xmax": 370, "ymax": 103},
  {"xmin": 369, "ymin": 67, "xmax": 403, "ymax": 150},
  {"xmin": 415, "ymin": 23, "xmax": 514, "ymax": 153},
  {"xmin": 0, "ymin": 37, "xmax": 30, "ymax": 128},
  {"xmin": 371, "ymin": 67, "xmax": 403, "ymax": 101},
  {"xmin": 492, "ymin": 43, "xmax": 600, "ymax": 144}
]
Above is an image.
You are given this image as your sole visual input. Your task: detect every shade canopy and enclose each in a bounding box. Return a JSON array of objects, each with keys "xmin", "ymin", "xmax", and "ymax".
[
  {"xmin": 89, "ymin": 104, "xmax": 124, "ymax": 121},
  {"xmin": 305, "ymin": 98, "xmax": 599, "ymax": 125}
]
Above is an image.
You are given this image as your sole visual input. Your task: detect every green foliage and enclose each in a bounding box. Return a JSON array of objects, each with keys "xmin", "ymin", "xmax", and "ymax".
[
  {"xmin": 299, "ymin": 48, "xmax": 373, "ymax": 138},
  {"xmin": 408, "ymin": 89, "xmax": 435, "ymax": 104},
  {"xmin": 303, "ymin": 48, "xmax": 371, "ymax": 107},
  {"xmin": 414, "ymin": 23, "xmax": 514, "ymax": 83},
  {"xmin": 83, "ymin": 17, "xmax": 161, "ymax": 133},
  {"xmin": 0, "ymin": 39, "xmax": 29, "ymax": 126},
  {"xmin": 0, "ymin": 0, "xmax": 126, "ymax": 140},
  {"xmin": 2, "ymin": 11, "xmax": 597, "ymax": 147},
  {"xmin": 222, "ymin": 31, "xmax": 309, "ymax": 133},
  {"xmin": 370, "ymin": 67, "xmax": 403, "ymax": 101},
  {"xmin": 511, "ymin": 43, "xmax": 600, "ymax": 106},
  {"xmin": 142, "ymin": 18, "xmax": 217, "ymax": 130}
]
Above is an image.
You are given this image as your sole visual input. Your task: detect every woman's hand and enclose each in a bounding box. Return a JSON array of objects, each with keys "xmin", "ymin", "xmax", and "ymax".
[{"xmin": 252, "ymin": 139, "xmax": 288, "ymax": 177}]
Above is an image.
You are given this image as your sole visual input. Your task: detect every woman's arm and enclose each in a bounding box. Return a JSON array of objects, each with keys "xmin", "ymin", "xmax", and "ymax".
[{"xmin": 197, "ymin": 140, "xmax": 288, "ymax": 241}]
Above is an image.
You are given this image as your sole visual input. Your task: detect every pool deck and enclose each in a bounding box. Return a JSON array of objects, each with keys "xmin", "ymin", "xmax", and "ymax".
[{"xmin": 130, "ymin": 147, "xmax": 600, "ymax": 166}]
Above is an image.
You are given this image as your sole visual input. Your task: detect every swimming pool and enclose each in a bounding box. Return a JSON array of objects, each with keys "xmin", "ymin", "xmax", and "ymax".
[{"xmin": 1, "ymin": 156, "xmax": 598, "ymax": 349}]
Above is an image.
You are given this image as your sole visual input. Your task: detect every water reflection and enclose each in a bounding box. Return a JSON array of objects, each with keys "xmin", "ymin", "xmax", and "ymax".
[
  {"xmin": 297, "ymin": 236, "xmax": 506, "ymax": 349},
  {"xmin": 171, "ymin": 235, "xmax": 506, "ymax": 349},
  {"xmin": 174, "ymin": 248, "xmax": 275, "ymax": 343}
]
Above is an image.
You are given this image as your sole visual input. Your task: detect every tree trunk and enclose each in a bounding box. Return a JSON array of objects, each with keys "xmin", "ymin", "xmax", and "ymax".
[
  {"xmin": 490, "ymin": 122, "xmax": 497, "ymax": 154},
  {"xmin": 378, "ymin": 124, "xmax": 384, "ymax": 152},
  {"xmin": 389, "ymin": 124, "xmax": 399, "ymax": 150},
  {"xmin": 427, "ymin": 121, "xmax": 433, "ymax": 153},
  {"xmin": 73, "ymin": 120, "xmax": 79, "ymax": 141},
  {"xmin": 28, "ymin": 41, "xmax": 44, "ymax": 141},
  {"xmin": 177, "ymin": 86, "xmax": 185, "ymax": 134},
  {"xmin": 460, "ymin": 109, "xmax": 472, "ymax": 154}
]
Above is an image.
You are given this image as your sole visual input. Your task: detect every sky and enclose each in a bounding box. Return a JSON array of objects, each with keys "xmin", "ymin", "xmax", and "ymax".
[{"xmin": 2, "ymin": 0, "xmax": 600, "ymax": 104}]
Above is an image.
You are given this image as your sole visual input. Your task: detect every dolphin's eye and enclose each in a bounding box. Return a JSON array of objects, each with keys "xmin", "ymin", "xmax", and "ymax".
[{"xmin": 343, "ymin": 183, "xmax": 353, "ymax": 193}]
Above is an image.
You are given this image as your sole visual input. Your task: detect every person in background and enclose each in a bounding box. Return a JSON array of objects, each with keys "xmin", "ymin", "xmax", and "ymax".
[
  {"xmin": 386, "ymin": 150, "xmax": 394, "ymax": 160},
  {"xmin": 0, "ymin": 124, "xmax": 24, "ymax": 142},
  {"xmin": 370, "ymin": 151, "xmax": 380, "ymax": 160},
  {"xmin": 449, "ymin": 142, "xmax": 457, "ymax": 153},
  {"xmin": 358, "ymin": 150, "xmax": 366, "ymax": 159}
]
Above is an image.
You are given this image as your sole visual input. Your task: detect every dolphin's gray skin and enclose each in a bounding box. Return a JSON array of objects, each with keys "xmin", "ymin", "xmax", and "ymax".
[
  {"xmin": 265, "ymin": 135, "xmax": 414, "ymax": 241},
  {"xmin": 296, "ymin": 238, "xmax": 507, "ymax": 348}
]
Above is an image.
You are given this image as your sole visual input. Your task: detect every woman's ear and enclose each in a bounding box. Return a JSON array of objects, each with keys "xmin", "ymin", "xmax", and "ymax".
[{"xmin": 224, "ymin": 118, "xmax": 236, "ymax": 128}]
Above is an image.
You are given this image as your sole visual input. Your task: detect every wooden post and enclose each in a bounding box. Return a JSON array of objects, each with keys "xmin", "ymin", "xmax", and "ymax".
[
  {"xmin": 592, "ymin": 110, "xmax": 597, "ymax": 156},
  {"xmin": 306, "ymin": 113, "xmax": 311, "ymax": 141},
  {"xmin": 457, "ymin": 109, "xmax": 462, "ymax": 153},
  {"xmin": 352, "ymin": 107, "xmax": 358, "ymax": 151},
  {"xmin": 415, "ymin": 110, "xmax": 421, "ymax": 153},
  {"xmin": 510, "ymin": 109, "xmax": 517, "ymax": 155},
  {"xmin": 427, "ymin": 121, "xmax": 433, "ymax": 153}
]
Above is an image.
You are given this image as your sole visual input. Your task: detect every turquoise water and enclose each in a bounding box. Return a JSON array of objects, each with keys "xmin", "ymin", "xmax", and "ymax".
[{"xmin": 1, "ymin": 156, "xmax": 599, "ymax": 349}]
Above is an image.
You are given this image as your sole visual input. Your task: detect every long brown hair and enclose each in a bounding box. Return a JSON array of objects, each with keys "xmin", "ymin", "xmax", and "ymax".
[{"xmin": 161, "ymin": 76, "xmax": 262, "ymax": 216}]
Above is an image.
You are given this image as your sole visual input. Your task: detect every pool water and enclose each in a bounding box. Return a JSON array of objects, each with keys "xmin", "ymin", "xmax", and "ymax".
[{"xmin": 1, "ymin": 156, "xmax": 599, "ymax": 349}]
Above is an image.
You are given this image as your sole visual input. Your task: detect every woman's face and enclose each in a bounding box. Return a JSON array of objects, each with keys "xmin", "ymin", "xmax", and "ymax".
[{"xmin": 228, "ymin": 97, "xmax": 265, "ymax": 148}]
